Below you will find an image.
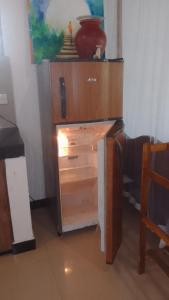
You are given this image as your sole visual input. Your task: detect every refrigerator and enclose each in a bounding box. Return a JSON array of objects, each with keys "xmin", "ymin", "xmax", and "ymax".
[{"xmin": 37, "ymin": 59, "xmax": 124, "ymax": 264}]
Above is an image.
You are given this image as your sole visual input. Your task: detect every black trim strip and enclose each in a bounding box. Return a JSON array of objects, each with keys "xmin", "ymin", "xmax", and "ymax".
[
  {"xmin": 51, "ymin": 58, "xmax": 124, "ymax": 63},
  {"xmin": 59, "ymin": 77, "xmax": 67, "ymax": 118},
  {"xmin": 30, "ymin": 198, "xmax": 50, "ymax": 209},
  {"xmin": 54, "ymin": 117, "xmax": 123, "ymax": 126},
  {"xmin": 0, "ymin": 249, "xmax": 12, "ymax": 256},
  {"xmin": 12, "ymin": 239, "xmax": 36, "ymax": 255}
]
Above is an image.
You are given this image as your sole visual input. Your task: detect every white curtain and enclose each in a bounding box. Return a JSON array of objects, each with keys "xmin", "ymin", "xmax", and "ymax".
[
  {"xmin": 104, "ymin": 0, "xmax": 118, "ymax": 58},
  {"xmin": 0, "ymin": 13, "xmax": 4, "ymax": 56},
  {"xmin": 123, "ymin": 0, "xmax": 169, "ymax": 141}
]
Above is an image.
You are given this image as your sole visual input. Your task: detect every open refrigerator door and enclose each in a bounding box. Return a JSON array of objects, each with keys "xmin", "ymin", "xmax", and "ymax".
[{"xmin": 56, "ymin": 121, "xmax": 115, "ymax": 250}]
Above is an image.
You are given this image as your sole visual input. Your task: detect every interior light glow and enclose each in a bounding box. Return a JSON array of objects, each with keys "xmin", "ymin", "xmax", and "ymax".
[
  {"xmin": 64, "ymin": 267, "xmax": 72, "ymax": 275},
  {"xmin": 57, "ymin": 130, "xmax": 69, "ymax": 157}
]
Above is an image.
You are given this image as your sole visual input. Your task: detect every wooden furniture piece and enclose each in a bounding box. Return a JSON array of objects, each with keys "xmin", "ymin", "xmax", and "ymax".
[
  {"xmin": 0, "ymin": 160, "xmax": 13, "ymax": 253},
  {"xmin": 50, "ymin": 60, "xmax": 123, "ymax": 124},
  {"xmin": 0, "ymin": 118, "xmax": 35, "ymax": 255},
  {"xmin": 106, "ymin": 123, "xmax": 124, "ymax": 263},
  {"xmin": 123, "ymin": 136, "xmax": 152, "ymax": 205},
  {"xmin": 139, "ymin": 142, "xmax": 169, "ymax": 274}
]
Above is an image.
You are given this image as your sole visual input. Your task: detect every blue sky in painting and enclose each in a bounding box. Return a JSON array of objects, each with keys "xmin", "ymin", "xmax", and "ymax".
[
  {"xmin": 86, "ymin": 0, "xmax": 104, "ymax": 16},
  {"xmin": 31, "ymin": 0, "xmax": 49, "ymax": 19},
  {"xmin": 31, "ymin": 0, "xmax": 104, "ymax": 21}
]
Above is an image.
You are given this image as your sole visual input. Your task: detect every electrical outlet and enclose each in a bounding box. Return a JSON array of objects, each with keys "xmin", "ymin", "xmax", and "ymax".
[{"xmin": 0, "ymin": 94, "xmax": 8, "ymax": 104}]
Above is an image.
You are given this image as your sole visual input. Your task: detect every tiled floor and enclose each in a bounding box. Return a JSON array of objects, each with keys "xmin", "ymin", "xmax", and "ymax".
[{"xmin": 1, "ymin": 200, "xmax": 169, "ymax": 300}]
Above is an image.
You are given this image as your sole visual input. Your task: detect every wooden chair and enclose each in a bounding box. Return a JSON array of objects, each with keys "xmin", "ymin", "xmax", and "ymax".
[{"xmin": 139, "ymin": 142, "xmax": 169, "ymax": 274}]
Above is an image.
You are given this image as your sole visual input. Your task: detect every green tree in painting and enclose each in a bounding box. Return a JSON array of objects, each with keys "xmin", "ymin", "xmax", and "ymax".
[{"xmin": 29, "ymin": 4, "xmax": 64, "ymax": 63}]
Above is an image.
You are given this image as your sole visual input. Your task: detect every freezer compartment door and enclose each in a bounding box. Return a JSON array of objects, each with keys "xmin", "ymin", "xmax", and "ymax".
[
  {"xmin": 104, "ymin": 121, "xmax": 124, "ymax": 264},
  {"xmin": 51, "ymin": 61, "xmax": 123, "ymax": 124}
]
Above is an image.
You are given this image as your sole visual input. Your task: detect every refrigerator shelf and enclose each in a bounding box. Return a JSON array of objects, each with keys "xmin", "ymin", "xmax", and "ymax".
[
  {"xmin": 62, "ymin": 207, "xmax": 98, "ymax": 232},
  {"xmin": 60, "ymin": 166, "xmax": 97, "ymax": 184}
]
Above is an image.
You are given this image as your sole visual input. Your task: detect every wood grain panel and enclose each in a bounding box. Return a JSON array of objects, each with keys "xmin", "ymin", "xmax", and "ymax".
[
  {"xmin": 150, "ymin": 142, "xmax": 169, "ymax": 152},
  {"xmin": 0, "ymin": 160, "xmax": 13, "ymax": 253},
  {"xmin": 51, "ymin": 61, "xmax": 123, "ymax": 124}
]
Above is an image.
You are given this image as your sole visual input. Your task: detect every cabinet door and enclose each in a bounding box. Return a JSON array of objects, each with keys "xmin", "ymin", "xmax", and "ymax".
[
  {"xmin": 51, "ymin": 61, "xmax": 123, "ymax": 124},
  {"xmin": 0, "ymin": 160, "xmax": 13, "ymax": 253},
  {"xmin": 105, "ymin": 122, "xmax": 124, "ymax": 264}
]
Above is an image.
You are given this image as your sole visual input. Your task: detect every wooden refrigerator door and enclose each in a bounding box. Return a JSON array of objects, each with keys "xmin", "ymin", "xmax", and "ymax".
[
  {"xmin": 51, "ymin": 61, "xmax": 123, "ymax": 124},
  {"xmin": 68, "ymin": 61, "xmax": 123, "ymax": 122},
  {"xmin": 105, "ymin": 122, "xmax": 124, "ymax": 264}
]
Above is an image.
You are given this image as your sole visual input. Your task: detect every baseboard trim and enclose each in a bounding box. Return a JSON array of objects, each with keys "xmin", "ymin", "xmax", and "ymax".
[
  {"xmin": 30, "ymin": 198, "xmax": 50, "ymax": 209},
  {"xmin": 0, "ymin": 249, "xmax": 12, "ymax": 256},
  {"xmin": 12, "ymin": 239, "xmax": 36, "ymax": 255}
]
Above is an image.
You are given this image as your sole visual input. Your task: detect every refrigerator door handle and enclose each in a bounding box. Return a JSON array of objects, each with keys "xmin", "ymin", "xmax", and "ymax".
[{"xmin": 59, "ymin": 77, "xmax": 67, "ymax": 118}]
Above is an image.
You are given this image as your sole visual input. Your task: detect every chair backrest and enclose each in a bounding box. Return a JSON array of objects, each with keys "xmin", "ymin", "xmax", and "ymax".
[
  {"xmin": 148, "ymin": 144, "xmax": 169, "ymax": 225},
  {"xmin": 124, "ymin": 136, "xmax": 152, "ymax": 186}
]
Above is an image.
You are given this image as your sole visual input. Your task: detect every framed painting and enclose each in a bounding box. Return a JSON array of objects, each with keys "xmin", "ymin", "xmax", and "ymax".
[{"xmin": 27, "ymin": 0, "xmax": 104, "ymax": 63}]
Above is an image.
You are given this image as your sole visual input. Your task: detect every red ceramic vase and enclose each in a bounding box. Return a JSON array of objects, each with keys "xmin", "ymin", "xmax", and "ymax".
[{"xmin": 75, "ymin": 16, "xmax": 107, "ymax": 59}]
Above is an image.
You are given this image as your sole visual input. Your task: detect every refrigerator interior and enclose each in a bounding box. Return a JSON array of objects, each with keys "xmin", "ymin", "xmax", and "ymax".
[{"xmin": 56, "ymin": 122, "xmax": 114, "ymax": 233}]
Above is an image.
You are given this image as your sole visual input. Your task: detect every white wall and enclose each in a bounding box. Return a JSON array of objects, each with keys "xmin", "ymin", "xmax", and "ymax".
[
  {"xmin": 0, "ymin": 0, "xmax": 45, "ymax": 200},
  {"xmin": 104, "ymin": 0, "xmax": 118, "ymax": 59},
  {"xmin": 0, "ymin": 56, "xmax": 16, "ymax": 123},
  {"xmin": 0, "ymin": 13, "xmax": 4, "ymax": 55}
]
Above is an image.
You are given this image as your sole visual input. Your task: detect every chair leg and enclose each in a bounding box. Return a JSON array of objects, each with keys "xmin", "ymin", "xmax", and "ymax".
[{"xmin": 139, "ymin": 220, "xmax": 146, "ymax": 274}]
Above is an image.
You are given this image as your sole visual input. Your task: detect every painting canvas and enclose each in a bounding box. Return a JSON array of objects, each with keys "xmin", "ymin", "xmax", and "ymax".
[{"xmin": 28, "ymin": 0, "xmax": 104, "ymax": 63}]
